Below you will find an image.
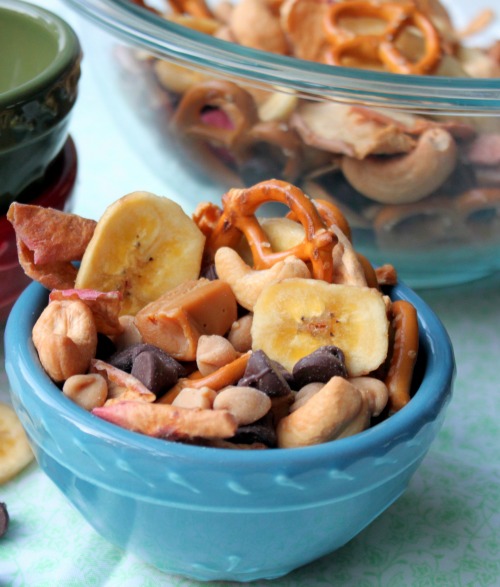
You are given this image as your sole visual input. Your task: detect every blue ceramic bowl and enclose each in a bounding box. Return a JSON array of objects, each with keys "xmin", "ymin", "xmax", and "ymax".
[{"xmin": 5, "ymin": 280, "xmax": 454, "ymax": 582}]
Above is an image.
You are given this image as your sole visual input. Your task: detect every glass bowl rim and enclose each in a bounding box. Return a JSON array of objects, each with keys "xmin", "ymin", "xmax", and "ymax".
[{"xmin": 64, "ymin": 0, "xmax": 500, "ymax": 113}]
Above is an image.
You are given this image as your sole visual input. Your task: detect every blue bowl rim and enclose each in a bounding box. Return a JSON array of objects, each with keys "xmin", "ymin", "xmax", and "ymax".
[
  {"xmin": 5, "ymin": 279, "xmax": 455, "ymax": 471},
  {"xmin": 63, "ymin": 0, "xmax": 500, "ymax": 113}
]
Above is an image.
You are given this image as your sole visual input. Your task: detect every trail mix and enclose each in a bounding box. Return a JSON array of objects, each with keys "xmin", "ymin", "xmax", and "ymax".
[
  {"xmin": 8, "ymin": 180, "xmax": 419, "ymax": 449},
  {"xmin": 116, "ymin": 0, "xmax": 500, "ymax": 250}
]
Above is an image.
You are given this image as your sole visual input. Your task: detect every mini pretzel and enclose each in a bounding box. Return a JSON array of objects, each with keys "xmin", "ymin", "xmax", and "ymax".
[
  {"xmin": 171, "ymin": 80, "xmax": 258, "ymax": 149},
  {"xmin": 374, "ymin": 263, "xmax": 398, "ymax": 286},
  {"xmin": 172, "ymin": 83, "xmax": 303, "ymax": 179},
  {"xmin": 192, "ymin": 201, "xmax": 223, "ymax": 239},
  {"xmin": 205, "ymin": 179, "xmax": 335, "ymax": 282},
  {"xmin": 323, "ymin": 0, "xmax": 441, "ymax": 75},
  {"xmin": 356, "ymin": 253, "xmax": 379, "ymax": 288},
  {"xmin": 384, "ymin": 300, "xmax": 419, "ymax": 412},
  {"xmin": 286, "ymin": 198, "xmax": 352, "ymax": 241}
]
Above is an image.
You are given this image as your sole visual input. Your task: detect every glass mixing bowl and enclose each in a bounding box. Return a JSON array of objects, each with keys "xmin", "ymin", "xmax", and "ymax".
[{"xmin": 64, "ymin": 0, "xmax": 500, "ymax": 287}]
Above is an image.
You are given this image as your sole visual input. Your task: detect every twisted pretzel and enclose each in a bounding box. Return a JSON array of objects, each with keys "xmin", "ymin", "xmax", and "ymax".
[
  {"xmin": 205, "ymin": 179, "xmax": 335, "ymax": 282},
  {"xmin": 323, "ymin": 0, "xmax": 441, "ymax": 75},
  {"xmin": 287, "ymin": 198, "xmax": 352, "ymax": 241},
  {"xmin": 171, "ymin": 80, "xmax": 259, "ymax": 149},
  {"xmin": 385, "ymin": 300, "xmax": 419, "ymax": 412},
  {"xmin": 172, "ymin": 81, "xmax": 304, "ymax": 181}
]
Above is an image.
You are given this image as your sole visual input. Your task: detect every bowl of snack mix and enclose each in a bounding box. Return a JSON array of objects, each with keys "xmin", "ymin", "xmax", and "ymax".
[
  {"xmin": 4, "ymin": 180, "xmax": 455, "ymax": 581},
  {"xmin": 62, "ymin": 0, "xmax": 500, "ymax": 288},
  {"xmin": 0, "ymin": 0, "xmax": 81, "ymax": 212}
]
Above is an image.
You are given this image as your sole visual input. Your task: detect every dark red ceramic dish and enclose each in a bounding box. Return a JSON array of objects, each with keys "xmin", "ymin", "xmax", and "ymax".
[{"xmin": 0, "ymin": 136, "xmax": 77, "ymax": 323}]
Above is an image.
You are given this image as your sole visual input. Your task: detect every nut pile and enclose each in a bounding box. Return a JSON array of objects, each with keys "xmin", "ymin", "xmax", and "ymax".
[
  {"xmin": 8, "ymin": 180, "xmax": 419, "ymax": 449},
  {"xmin": 119, "ymin": 0, "xmax": 500, "ymax": 250}
]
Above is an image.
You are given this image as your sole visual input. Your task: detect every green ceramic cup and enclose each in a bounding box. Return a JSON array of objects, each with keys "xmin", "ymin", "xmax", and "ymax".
[{"xmin": 0, "ymin": 0, "xmax": 81, "ymax": 212}]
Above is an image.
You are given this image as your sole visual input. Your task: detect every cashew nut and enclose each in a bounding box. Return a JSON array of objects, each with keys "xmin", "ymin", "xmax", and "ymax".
[
  {"xmin": 341, "ymin": 128, "xmax": 458, "ymax": 204},
  {"xmin": 277, "ymin": 376, "xmax": 370, "ymax": 448},
  {"xmin": 214, "ymin": 246, "xmax": 310, "ymax": 311},
  {"xmin": 289, "ymin": 381, "xmax": 323, "ymax": 412},
  {"xmin": 330, "ymin": 224, "xmax": 367, "ymax": 286},
  {"xmin": 258, "ymin": 91, "xmax": 299, "ymax": 123},
  {"xmin": 348, "ymin": 376, "xmax": 389, "ymax": 417}
]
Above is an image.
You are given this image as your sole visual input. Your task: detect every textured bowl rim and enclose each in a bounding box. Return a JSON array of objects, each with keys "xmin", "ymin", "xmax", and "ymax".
[
  {"xmin": 63, "ymin": 0, "xmax": 500, "ymax": 113},
  {"xmin": 0, "ymin": 0, "xmax": 81, "ymax": 109},
  {"xmin": 5, "ymin": 279, "xmax": 455, "ymax": 471}
]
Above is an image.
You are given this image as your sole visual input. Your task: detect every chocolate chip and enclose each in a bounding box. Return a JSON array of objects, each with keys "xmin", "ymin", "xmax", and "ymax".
[
  {"xmin": 238, "ymin": 350, "xmax": 291, "ymax": 397},
  {"xmin": 109, "ymin": 343, "xmax": 186, "ymax": 377},
  {"xmin": 131, "ymin": 350, "xmax": 180, "ymax": 396},
  {"xmin": 292, "ymin": 345, "xmax": 347, "ymax": 388},
  {"xmin": 95, "ymin": 333, "xmax": 117, "ymax": 362},
  {"xmin": 230, "ymin": 414, "xmax": 277, "ymax": 448},
  {"xmin": 200, "ymin": 263, "xmax": 218, "ymax": 281},
  {"xmin": 0, "ymin": 503, "xmax": 9, "ymax": 538}
]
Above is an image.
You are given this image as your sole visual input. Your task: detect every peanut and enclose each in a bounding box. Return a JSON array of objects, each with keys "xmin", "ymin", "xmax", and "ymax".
[
  {"xmin": 213, "ymin": 385, "xmax": 272, "ymax": 425},
  {"xmin": 63, "ymin": 373, "xmax": 108, "ymax": 411}
]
